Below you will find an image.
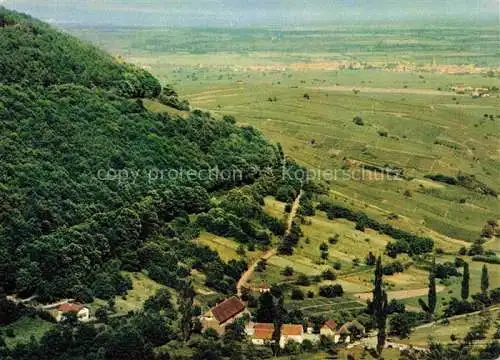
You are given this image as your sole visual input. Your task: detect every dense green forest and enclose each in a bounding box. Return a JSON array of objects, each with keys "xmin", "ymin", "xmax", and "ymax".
[
  {"xmin": 0, "ymin": 6, "xmax": 305, "ymax": 305},
  {"xmin": 0, "ymin": 8, "xmax": 160, "ymax": 98}
]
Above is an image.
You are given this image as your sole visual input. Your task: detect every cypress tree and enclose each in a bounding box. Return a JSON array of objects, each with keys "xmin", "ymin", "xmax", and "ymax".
[
  {"xmin": 461, "ymin": 262, "xmax": 470, "ymax": 300},
  {"xmin": 481, "ymin": 264, "xmax": 489, "ymax": 294},
  {"xmin": 272, "ymin": 295, "xmax": 285, "ymax": 356},
  {"xmin": 256, "ymin": 292, "xmax": 276, "ymax": 323},
  {"xmin": 373, "ymin": 256, "xmax": 388, "ymax": 356},
  {"xmin": 179, "ymin": 282, "xmax": 195, "ymax": 342},
  {"xmin": 428, "ymin": 257, "xmax": 437, "ymax": 316},
  {"xmin": 419, "ymin": 257, "xmax": 437, "ymax": 319}
]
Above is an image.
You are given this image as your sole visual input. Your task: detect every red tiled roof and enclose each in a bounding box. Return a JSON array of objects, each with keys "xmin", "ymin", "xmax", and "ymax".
[
  {"xmin": 211, "ymin": 297, "xmax": 245, "ymax": 324},
  {"xmin": 281, "ymin": 324, "xmax": 303, "ymax": 336},
  {"xmin": 254, "ymin": 323, "xmax": 274, "ymax": 340},
  {"xmin": 251, "ymin": 323, "xmax": 303, "ymax": 338},
  {"xmin": 323, "ymin": 319, "xmax": 337, "ymax": 331},
  {"xmin": 58, "ymin": 303, "xmax": 84, "ymax": 313}
]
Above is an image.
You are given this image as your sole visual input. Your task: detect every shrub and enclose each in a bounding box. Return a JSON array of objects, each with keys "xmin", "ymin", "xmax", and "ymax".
[
  {"xmin": 282, "ymin": 266, "xmax": 295, "ymax": 276},
  {"xmin": 435, "ymin": 262, "xmax": 460, "ymax": 279},
  {"xmin": 291, "ymin": 288, "xmax": 305, "ymax": 300},
  {"xmin": 296, "ymin": 274, "xmax": 311, "ymax": 286},
  {"xmin": 389, "ymin": 313, "xmax": 412, "ymax": 338},
  {"xmin": 319, "ymin": 284, "xmax": 344, "ymax": 298},
  {"xmin": 353, "ymin": 116, "xmax": 364, "ymax": 126},
  {"xmin": 328, "ymin": 234, "xmax": 339, "ymax": 244},
  {"xmin": 382, "ymin": 261, "xmax": 404, "ymax": 275},
  {"xmin": 321, "ymin": 269, "xmax": 336, "ymax": 280},
  {"xmin": 365, "ymin": 252, "xmax": 376, "ymax": 266},
  {"xmin": 255, "ymin": 259, "xmax": 267, "ymax": 272}
]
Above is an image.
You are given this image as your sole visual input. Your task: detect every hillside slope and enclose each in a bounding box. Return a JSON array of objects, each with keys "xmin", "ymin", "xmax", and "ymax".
[
  {"xmin": 0, "ymin": 6, "xmax": 160, "ymax": 98},
  {"xmin": 0, "ymin": 8, "xmax": 284, "ymax": 301}
]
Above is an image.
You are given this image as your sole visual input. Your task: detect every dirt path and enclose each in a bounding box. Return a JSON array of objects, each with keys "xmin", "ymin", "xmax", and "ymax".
[
  {"xmin": 236, "ymin": 190, "xmax": 303, "ymax": 297},
  {"xmin": 357, "ymin": 336, "xmax": 428, "ymax": 352},
  {"xmin": 411, "ymin": 306, "xmax": 499, "ymax": 331},
  {"xmin": 299, "ymin": 301, "xmax": 365, "ymax": 311},
  {"xmin": 354, "ymin": 285, "xmax": 445, "ymax": 301}
]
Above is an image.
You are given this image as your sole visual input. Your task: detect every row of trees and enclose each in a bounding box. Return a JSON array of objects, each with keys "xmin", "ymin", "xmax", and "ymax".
[{"xmin": 317, "ymin": 199, "xmax": 434, "ymax": 256}]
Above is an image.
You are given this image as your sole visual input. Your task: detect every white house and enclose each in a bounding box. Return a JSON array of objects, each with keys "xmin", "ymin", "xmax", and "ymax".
[
  {"xmin": 320, "ymin": 320, "xmax": 337, "ymax": 336},
  {"xmin": 280, "ymin": 324, "xmax": 304, "ymax": 348},
  {"xmin": 246, "ymin": 323, "xmax": 304, "ymax": 348},
  {"xmin": 247, "ymin": 323, "xmax": 274, "ymax": 346},
  {"xmin": 55, "ymin": 303, "xmax": 90, "ymax": 322}
]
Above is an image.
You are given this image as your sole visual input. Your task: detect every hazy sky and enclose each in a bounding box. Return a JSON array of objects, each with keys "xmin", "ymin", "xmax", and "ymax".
[{"xmin": 1, "ymin": 0, "xmax": 498, "ymax": 26}]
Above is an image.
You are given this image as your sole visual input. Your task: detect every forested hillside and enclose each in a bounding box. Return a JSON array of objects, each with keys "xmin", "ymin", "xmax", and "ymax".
[
  {"xmin": 0, "ymin": 7, "xmax": 161, "ymax": 98},
  {"xmin": 0, "ymin": 7, "xmax": 297, "ymax": 303}
]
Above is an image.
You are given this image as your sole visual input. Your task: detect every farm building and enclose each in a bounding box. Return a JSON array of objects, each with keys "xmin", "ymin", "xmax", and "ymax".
[
  {"xmin": 319, "ymin": 319, "xmax": 366, "ymax": 344},
  {"xmin": 54, "ymin": 303, "xmax": 90, "ymax": 322},
  {"xmin": 257, "ymin": 282, "xmax": 271, "ymax": 293},
  {"xmin": 201, "ymin": 296, "xmax": 247, "ymax": 334},
  {"xmin": 320, "ymin": 319, "xmax": 338, "ymax": 337},
  {"xmin": 245, "ymin": 322, "xmax": 305, "ymax": 348},
  {"xmin": 337, "ymin": 320, "xmax": 366, "ymax": 343},
  {"xmin": 246, "ymin": 322, "xmax": 274, "ymax": 345}
]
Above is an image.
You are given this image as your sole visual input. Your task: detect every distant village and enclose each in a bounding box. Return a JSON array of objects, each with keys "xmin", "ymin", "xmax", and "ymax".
[{"xmin": 450, "ymin": 85, "xmax": 494, "ymax": 98}]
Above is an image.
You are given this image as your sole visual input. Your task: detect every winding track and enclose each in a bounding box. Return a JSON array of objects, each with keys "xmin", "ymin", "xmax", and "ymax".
[{"xmin": 236, "ymin": 190, "xmax": 303, "ymax": 297}]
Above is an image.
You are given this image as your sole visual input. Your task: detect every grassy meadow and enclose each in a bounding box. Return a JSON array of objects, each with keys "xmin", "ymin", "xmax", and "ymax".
[
  {"xmin": 3, "ymin": 316, "xmax": 55, "ymax": 349},
  {"xmin": 401, "ymin": 307, "xmax": 500, "ymax": 347},
  {"xmin": 89, "ymin": 272, "xmax": 165, "ymax": 315}
]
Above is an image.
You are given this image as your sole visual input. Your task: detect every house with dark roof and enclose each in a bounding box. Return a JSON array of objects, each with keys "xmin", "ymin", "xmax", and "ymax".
[
  {"xmin": 201, "ymin": 296, "xmax": 247, "ymax": 334},
  {"xmin": 320, "ymin": 319, "xmax": 337, "ymax": 337},
  {"xmin": 337, "ymin": 320, "xmax": 366, "ymax": 343}
]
